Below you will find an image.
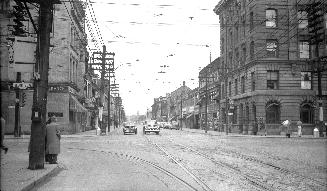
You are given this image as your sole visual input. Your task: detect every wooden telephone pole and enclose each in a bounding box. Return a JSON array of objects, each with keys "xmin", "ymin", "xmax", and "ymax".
[
  {"xmin": 91, "ymin": 45, "xmax": 115, "ymax": 134},
  {"xmin": 29, "ymin": 0, "xmax": 60, "ymax": 170}
]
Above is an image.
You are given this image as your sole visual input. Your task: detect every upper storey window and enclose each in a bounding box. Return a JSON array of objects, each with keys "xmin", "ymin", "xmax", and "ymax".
[
  {"xmin": 266, "ymin": 39, "xmax": 278, "ymax": 57},
  {"xmin": 298, "ymin": 10, "xmax": 308, "ymax": 29},
  {"xmin": 266, "ymin": 9, "xmax": 277, "ymax": 28}
]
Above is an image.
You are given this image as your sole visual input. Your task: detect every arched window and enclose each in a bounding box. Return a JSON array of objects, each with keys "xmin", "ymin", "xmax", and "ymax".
[
  {"xmin": 266, "ymin": 102, "xmax": 280, "ymax": 124},
  {"xmin": 300, "ymin": 103, "xmax": 314, "ymax": 124}
]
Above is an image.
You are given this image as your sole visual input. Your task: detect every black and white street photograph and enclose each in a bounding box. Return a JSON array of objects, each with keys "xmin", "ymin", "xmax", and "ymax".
[{"xmin": 1, "ymin": 0, "xmax": 327, "ymax": 190}]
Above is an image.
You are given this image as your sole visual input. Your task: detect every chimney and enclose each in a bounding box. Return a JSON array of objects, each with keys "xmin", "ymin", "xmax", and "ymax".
[{"xmin": 183, "ymin": 81, "xmax": 185, "ymax": 86}]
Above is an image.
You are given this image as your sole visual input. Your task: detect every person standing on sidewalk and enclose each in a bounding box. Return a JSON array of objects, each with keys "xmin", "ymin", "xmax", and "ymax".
[
  {"xmin": 1, "ymin": 114, "xmax": 8, "ymax": 153},
  {"xmin": 45, "ymin": 116, "xmax": 61, "ymax": 164},
  {"xmin": 297, "ymin": 121, "xmax": 302, "ymax": 137}
]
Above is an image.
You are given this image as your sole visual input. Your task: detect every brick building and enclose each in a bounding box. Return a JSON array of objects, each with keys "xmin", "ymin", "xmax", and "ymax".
[
  {"xmin": 183, "ymin": 87, "xmax": 200, "ymax": 129},
  {"xmin": 214, "ymin": 0, "xmax": 327, "ymax": 135},
  {"xmin": 0, "ymin": 0, "xmax": 89, "ymax": 134},
  {"xmin": 151, "ymin": 96, "xmax": 168, "ymax": 122},
  {"xmin": 166, "ymin": 81, "xmax": 192, "ymax": 128},
  {"xmin": 198, "ymin": 57, "xmax": 221, "ymax": 131}
]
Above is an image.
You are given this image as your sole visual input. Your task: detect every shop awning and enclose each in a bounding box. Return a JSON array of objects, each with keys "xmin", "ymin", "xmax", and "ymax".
[
  {"xmin": 169, "ymin": 116, "xmax": 177, "ymax": 121},
  {"xmin": 69, "ymin": 95, "xmax": 87, "ymax": 112},
  {"xmin": 186, "ymin": 113, "xmax": 193, "ymax": 119}
]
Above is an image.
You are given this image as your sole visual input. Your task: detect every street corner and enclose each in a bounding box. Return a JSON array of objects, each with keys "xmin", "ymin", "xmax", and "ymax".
[{"xmin": 20, "ymin": 164, "xmax": 62, "ymax": 191}]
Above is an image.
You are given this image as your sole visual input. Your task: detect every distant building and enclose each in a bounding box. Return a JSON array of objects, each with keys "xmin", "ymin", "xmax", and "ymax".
[
  {"xmin": 151, "ymin": 96, "xmax": 168, "ymax": 122},
  {"xmin": 198, "ymin": 57, "xmax": 221, "ymax": 131},
  {"xmin": 214, "ymin": 0, "xmax": 327, "ymax": 135}
]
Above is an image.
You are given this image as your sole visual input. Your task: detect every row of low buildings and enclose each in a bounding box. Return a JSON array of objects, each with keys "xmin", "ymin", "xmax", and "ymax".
[
  {"xmin": 0, "ymin": 0, "xmax": 124, "ymax": 134},
  {"xmin": 151, "ymin": 0, "xmax": 327, "ymax": 135}
]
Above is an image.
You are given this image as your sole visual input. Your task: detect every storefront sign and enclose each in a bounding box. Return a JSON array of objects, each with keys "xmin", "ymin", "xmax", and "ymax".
[{"xmin": 49, "ymin": 85, "xmax": 68, "ymax": 93}]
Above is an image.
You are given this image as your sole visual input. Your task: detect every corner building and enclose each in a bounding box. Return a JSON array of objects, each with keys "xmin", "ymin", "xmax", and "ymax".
[{"xmin": 214, "ymin": 0, "xmax": 327, "ymax": 135}]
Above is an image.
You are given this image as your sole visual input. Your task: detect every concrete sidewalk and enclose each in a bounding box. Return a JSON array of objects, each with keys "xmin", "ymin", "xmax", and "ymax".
[
  {"xmin": 1, "ymin": 126, "xmax": 121, "ymax": 191},
  {"xmin": 181, "ymin": 127, "xmax": 325, "ymax": 139}
]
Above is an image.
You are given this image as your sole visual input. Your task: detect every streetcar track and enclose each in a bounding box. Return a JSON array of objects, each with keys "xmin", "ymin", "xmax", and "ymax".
[
  {"xmin": 162, "ymin": 138, "xmax": 275, "ymax": 191},
  {"xmin": 166, "ymin": 136, "xmax": 327, "ymax": 191},
  {"xmin": 64, "ymin": 146, "xmax": 199, "ymax": 191},
  {"xmin": 144, "ymin": 136, "xmax": 213, "ymax": 191}
]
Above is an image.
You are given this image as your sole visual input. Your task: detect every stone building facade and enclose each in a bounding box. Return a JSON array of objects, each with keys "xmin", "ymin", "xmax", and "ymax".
[{"xmin": 214, "ymin": 0, "xmax": 327, "ymax": 135}]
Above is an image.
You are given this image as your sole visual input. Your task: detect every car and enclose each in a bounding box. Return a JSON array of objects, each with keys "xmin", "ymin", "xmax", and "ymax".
[
  {"xmin": 164, "ymin": 122, "xmax": 172, "ymax": 129},
  {"xmin": 143, "ymin": 123, "xmax": 160, "ymax": 135},
  {"xmin": 169, "ymin": 121, "xmax": 180, "ymax": 130},
  {"xmin": 123, "ymin": 124, "xmax": 137, "ymax": 135}
]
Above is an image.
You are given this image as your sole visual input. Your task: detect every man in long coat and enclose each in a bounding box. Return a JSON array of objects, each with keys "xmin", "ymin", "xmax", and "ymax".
[{"xmin": 45, "ymin": 116, "xmax": 61, "ymax": 164}]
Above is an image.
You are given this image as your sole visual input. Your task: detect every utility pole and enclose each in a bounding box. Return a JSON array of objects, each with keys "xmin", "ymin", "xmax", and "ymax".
[
  {"xmin": 14, "ymin": 72, "xmax": 22, "ymax": 137},
  {"xmin": 100, "ymin": 45, "xmax": 106, "ymax": 134},
  {"xmin": 307, "ymin": 0, "xmax": 325, "ymax": 136},
  {"xmin": 204, "ymin": 74, "xmax": 208, "ymax": 133},
  {"xmin": 225, "ymin": 97, "xmax": 229, "ymax": 135},
  {"xmin": 29, "ymin": 0, "xmax": 60, "ymax": 170},
  {"xmin": 91, "ymin": 45, "xmax": 115, "ymax": 135}
]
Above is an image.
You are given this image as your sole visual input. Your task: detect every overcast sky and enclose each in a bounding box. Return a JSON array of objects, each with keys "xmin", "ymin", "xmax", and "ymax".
[{"xmin": 85, "ymin": 0, "xmax": 221, "ymax": 116}]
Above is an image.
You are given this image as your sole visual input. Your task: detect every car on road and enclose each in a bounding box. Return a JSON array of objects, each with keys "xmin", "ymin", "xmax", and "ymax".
[
  {"xmin": 163, "ymin": 122, "xmax": 172, "ymax": 129},
  {"xmin": 169, "ymin": 121, "xmax": 180, "ymax": 130},
  {"xmin": 123, "ymin": 123, "xmax": 137, "ymax": 135},
  {"xmin": 143, "ymin": 123, "xmax": 160, "ymax": 135}
]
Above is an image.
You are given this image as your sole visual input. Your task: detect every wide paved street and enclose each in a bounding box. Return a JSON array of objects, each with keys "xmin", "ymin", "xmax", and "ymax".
[{"xmin": 33, "ymin": 126, "xmax": 327, "ymax": 191}]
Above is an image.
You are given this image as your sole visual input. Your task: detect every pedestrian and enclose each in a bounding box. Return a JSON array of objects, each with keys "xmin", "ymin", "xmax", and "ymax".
[
  {"xmin": 297, "ymin": 121, "xmax": 302, "ymax": 137},
  {"xmin": 1, "ymin": 114, "xmax": 8, "ymax": 154},
  {"xmin": 45, "ymin": 116, "xmax": 61, "ymax": 164},
  {"xmin": 282, "ymin": 119, "xmax": 291, "ymax": 138}
]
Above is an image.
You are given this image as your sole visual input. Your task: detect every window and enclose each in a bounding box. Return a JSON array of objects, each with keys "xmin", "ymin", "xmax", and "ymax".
[
  {"xmin": 235, "ymin": 48, "xmax": 239, "ymax": 67},
  {"xmin": 250, "ymin": 12, "xmax": 254, "ymax": 30},
  {"xmin": 242, "ymin": 46, "xmax": 246, "ymax": 65},
  {"xmin": 245, "ymin": 106, "xmax": 250, "ymax": 125},
  {"xmin": 229, "ymin": 52, "xmax": 233, "ymax": 70},
  {"xmin": 266, "ymin": 9, "xmax": 277, "ymax": 28},
  {"xmin": 221, "ymin": 38, "xmax": 225, "ymax": 54},
  {"xmin": 229, "ymin": 81, "xmax": 232, "ymax": 97},
  {"xmin": 48, "ymin": 112, "xmax": 64, "ymax": 118},
  {"xmin": 241, "ymin": 76, "xmax": 245, "ymax": 93},
  {"xmin": 239, "ymin": 104, "xmax": 243, "ymax": 125},
  {"xmin": 300, "ymin": 104, "xmax": 314, "ymax": 123},
  {"xmin": 299, "ymin": 41, "xmax": 310, "ymax": 58},
  {"xmin": 235, "ymin": 78, "xmax": 238, "ymax": 95},
  {"xmin": 301, "ymin": 72, "xmax": 312, "ymax": 89},
  {"xmin": 298, "ymin": 10, "xmax": 308, "ymax": 29},
  {"xmin": 251, "ymin": 72, "xmax": 255, "ymax": 91},
  {"xmin": 266, "ymin": 103, "xmax": 280, "ymax": 124},
  {"xmin": 267, "ymin": 71, "xmax": 279, "ymax": 89},
  {"xmin": 266, "ymin": 39, "xmax": 278, "ymax": 57},
  {"xmin": 250, "ymin": 41, "xmax": 254, "ymax": 60}
]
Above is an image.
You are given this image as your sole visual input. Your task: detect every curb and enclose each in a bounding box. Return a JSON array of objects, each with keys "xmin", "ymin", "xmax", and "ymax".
[
  {"xmin": 21, "ymin": 165, "xmax": 62, "ymax": 191},
  {"xmin": 181, "ymin": 129, "xmax": 326, "ymax": 139}
]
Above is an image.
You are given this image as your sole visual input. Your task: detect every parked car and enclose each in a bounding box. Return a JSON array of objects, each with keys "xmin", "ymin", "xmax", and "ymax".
[
  {"xmin": 123, "ymin": 123, "xmax": 137, "ymax": 135},
  {"xmin": 170, "ymin": 121, "xmax": 179, "ymax": 130},
  {"xmin": 164, "ymin": 122, "xmax": 172, "ymax": 129},
  {"xmin": 143, "ymin": 123, "xmax": 160, "ymax": 135}
]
